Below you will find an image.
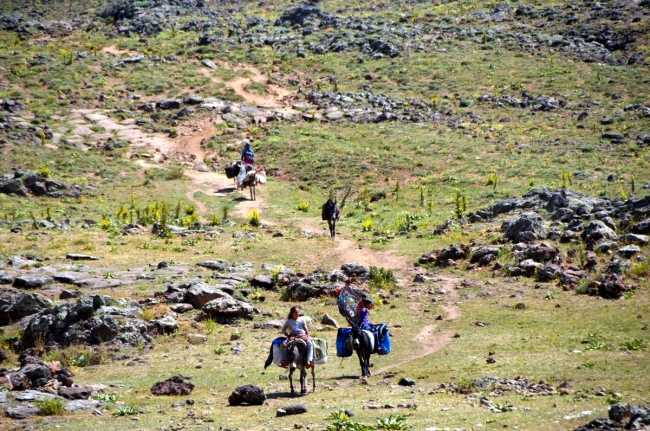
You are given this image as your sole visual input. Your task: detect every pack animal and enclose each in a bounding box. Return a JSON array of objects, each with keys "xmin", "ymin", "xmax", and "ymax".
[
  {"xmin": 321, "ymin": 198, "xmax": 341, "ymax": 239},
  {"xmin": 264, "ymin": 338, "xmax": 315, "ymax": 395},
  {"xmin": 350, "ymin": 324, "xmax": 374, "ymax": 378}
]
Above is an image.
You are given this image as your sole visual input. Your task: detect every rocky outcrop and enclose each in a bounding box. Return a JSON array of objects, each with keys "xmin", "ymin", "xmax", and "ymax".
[
  {"xmin": 0, "ymin": 287, "xmax": 52, "ymax": 325},
  {"xmin": 21, "ymin": 294, "xmax": 153, "ymax": 348}
]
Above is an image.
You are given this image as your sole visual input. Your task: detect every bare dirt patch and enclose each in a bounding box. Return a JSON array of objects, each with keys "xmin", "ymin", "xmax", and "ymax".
[{"xmin": 374, "ymin": 275, "xmax": 462, "ymax": 374}]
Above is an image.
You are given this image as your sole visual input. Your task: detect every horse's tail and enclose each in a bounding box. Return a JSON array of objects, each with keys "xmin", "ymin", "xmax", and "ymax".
[{"xmin": 264, "ymin": 343, "xmax": 274, "ymax": 369}]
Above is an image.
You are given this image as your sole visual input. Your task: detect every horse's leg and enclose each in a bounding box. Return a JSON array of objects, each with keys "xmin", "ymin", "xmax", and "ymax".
[
  {"xmin": 356, "ymin": 350, "xmax": 365, "ymax": 378},
  {"xmin": 289, "ymin": 367, "xmax": 295, "ymax": 394},
  {"xmin": 300, "ymin": 367, "xmax": 307, "ymax": 395},
  {"xmin": 332, "ymin": 219, "xmax": 336, "ymax": 239},
  {"xmin": 311, "ymin": 364, "xmax": 316, "ymax": 393}
]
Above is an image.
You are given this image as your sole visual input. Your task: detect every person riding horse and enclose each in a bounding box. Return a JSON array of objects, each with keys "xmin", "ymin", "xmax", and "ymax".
[
  {"xmin": 355, "ymin": 297, "xmax": 375, "ymax": 331},
  {"xmin": 241, "ymin": 141, "xmax": 255, "ymax": 172},
  {"xmin": 280, "ymin": 306, "xmax": 313, "ymax": 368}
]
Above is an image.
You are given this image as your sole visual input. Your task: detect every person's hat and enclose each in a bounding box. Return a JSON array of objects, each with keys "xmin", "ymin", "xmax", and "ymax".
[{"xmin": 363, "ymin": 297, "xmax": 374, "ymax": 304}]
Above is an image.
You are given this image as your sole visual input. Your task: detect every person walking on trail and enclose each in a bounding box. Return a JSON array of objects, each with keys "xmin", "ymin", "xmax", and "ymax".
[
  {"xmin": 355, "ymin": 297, "xmax": 375, "ymax": 331},
  {"xmin": 281, "ymin": 306, "xmax": 314, "ymax": 367},
  {"xmin": 241, "ymin": 141, "xmax": 255, "ymax": 171}
]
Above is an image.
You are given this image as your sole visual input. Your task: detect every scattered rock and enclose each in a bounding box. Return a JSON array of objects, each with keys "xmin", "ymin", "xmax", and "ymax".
[
  {"xmin": 228, "ymin": 384, "xmax": 266, "ymax": 406},
  {"xmin": 151, "ymin": 375, "xmax": 195, "ymax": 396}
]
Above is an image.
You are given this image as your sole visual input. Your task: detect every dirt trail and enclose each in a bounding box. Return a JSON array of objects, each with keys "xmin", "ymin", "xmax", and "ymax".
[
  {"xmin": 199, "ymin": 63, "xmax": 295, "ymax": 107},
  {"xmin": 373, "ymin": 275, "xmax": 462, "ymax": 375}
]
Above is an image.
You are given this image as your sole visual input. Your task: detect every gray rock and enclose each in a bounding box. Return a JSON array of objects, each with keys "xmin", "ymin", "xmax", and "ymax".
[
  {"xmin": 202, "ymin": 296, "xmax": 255, "ymax": 320},
  {"xmin": 617, "ymin": 245, "xmax": 641, "ymax": 258},
  {"xmin": 156, "ymin": 99, "xmax": 182, "ymax": 110},
  {"xmin": 277, "ymin": 404, "xmax": 307, "ymax": 416},
  {"xmin": 632, "ymin": 218, "xmax": 650, "ymax": 234},
  {"xmin": 502, "ymin": 213, "xmax": 547, "ymax": 243},
  {"xmin": 228, "ymin": 385, "xmax": 266, "ymax": 406},
  {"xmin": 582, "ymin": 221, "xmax": 617, "ymax": 242},
  {"xmin": 341, "ymin": 262, "xmax": 369, "ymax": 277},
  {"xmin": 196, "ymin": 260, "xmax": 228, "ymax": 271},
  {"xmin": 6, "ymin": 404, "xmax": 40, "ymax": 419},
  {"xmin": 152, "ymin": 315, "xmax": 179, "ymax": 334},
  {"xmin": 52, "ymin": 272, "xmax": 90, "ymax": 284},
  {"xmin": 66, "ymin": 399, "xmax": 101, "ymax": 412},
  {"xmin": 0, "ymin": 287, "xmax": 52, "ymax": 325},
  {"xmin": 19, "ymin": 363, "xmax": 52, "ymax": 387},
  {"xmin": 618, "ymin": 234, "xmax": 649, "ymax": 246},
  {"xmin": 251, "ymin": 275, "xmax": 274, "ymax": 290},
  {"xmin": 14, "ymin": 390, "xmax": 60, "ymax": 402},
  {"xmin": 12, "ymin": 275, "xmax": 54, "ymax": 289},
  {"xmin": 66, "ymin": 253, "xmax": 100, "ymax": 261},
  {"xmin": 321, "ymin": 313, "xmax": 339, "ymax": 328},
  {"xmin": 185, "ymin": 283, "xmax": 230, "ymax": 308},
  {"xmin": 202, "ymin": 59, "xmax": 217, "ymax": 69},
  {"xmin": 398, "ymin": 378, "xmax": 416, "ymax": 386},
  {"xmin": 58, "ymin": 386, "xmax": 92, "ymax": 400}
]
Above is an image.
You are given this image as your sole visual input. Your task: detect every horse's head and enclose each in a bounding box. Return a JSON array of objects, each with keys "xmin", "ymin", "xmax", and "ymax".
[{"xmin": 350, "ymin": 324, "xmax": 363, "ymax": 349}]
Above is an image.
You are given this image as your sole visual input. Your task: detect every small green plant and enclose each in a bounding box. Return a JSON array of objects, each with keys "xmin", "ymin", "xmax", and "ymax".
[
  {"xmin": 631, "ymin": 261, "xmax": 650, "ymax": 277},
  {"xmin": 575, "ymin": 279, "xmax": 589, "ymax": 295},
  {"xmin": 622, "ymin": 339, "xmax": 646, "ymax": 351},
  {"xmin": 361, "ymin": 219, "xmax": 374, "ymax": 232},
  {"xmin": 325, "ymin": 411, "xmax": 373, "ymax": 431},
  {"xmin": 209, "ymin": 214, "xmax": 221, "ymax": 226},
  {"xmin": 376, "ymin": 414, "xmax": 408, "ymax": 430},
  {"xmin": 631, "ymin": 175, "xmax": 636, "ymax": 194},
  {"xmin": 100, "ymin": 215, "xmax": 112, "ymax": 230},
  {"xmin": 607, "ymin": 394, "xmax": 623, "ymax": 404},
  {"xmin": 297, "ymin": 202, "xmax": 310, "ymax": 212},
  {"xmin": 185, "ymin": 205, "xmax": 196, "ymax": 216},
  {"xmin": 561, "ymin": 168, "xmax": 572, "ymax": 189},
  {"xmin": 624, "ymin": 291, "xmax": 634, "ymax": 300},
  {"xmin": 221, "ymin": 205, "xmax": 230, "ymax": 220},
  {"xmin": 204, "ymin": 318, "xmax": 217, "ymax": 335},
  {"xmin": 113, "ymin": 405, "xmax": 138, "ymax": 416},
  {"xmin": 247, "ymin": 209, "xmax": 261, "ymax": 227},
  {"xmin": 369, "ymin": 266, "xmax": 396, "ymax": 290},
  {"xmin": 492, "ymin": 403, "xmax": 515, "ymax": 412},
  {"xmin": 213, "ymin": 347, "xmax": 225, "ymax": 355},
  {"xmin": 529, "ymin": 177, "xmax": 535, "ymax": 188},
  {"xmin": 455, "ymin": 189, "xmax": 468, "ymax": 220},
  {"xmin": 487, "ymin": 172, "xmax": 499, "ymax": 191},
  {"xmin": 271, "ymin": 265, "xmax": 283, "ymax": 286},
  {"xmin": 93, "ymin": 394, "xmax": 120, "ymax": 403},
  {"xmin": 36, "ymin": 397, "xmax": 66, "ymax": 415}
]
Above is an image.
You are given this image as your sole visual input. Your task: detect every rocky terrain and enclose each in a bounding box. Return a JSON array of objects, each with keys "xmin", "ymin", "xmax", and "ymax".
[{"xmin": 0, "ymin": 0, "xmax": 648, "ymax": 430}]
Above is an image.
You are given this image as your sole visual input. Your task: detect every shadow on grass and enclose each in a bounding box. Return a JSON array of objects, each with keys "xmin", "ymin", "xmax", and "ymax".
[
  {"xmin": 217, "ymin": 187, "xmax": 236, "ymax": 193},
  {"xmin": 265, "ymin": 391, "xmax": 309, "ymax": 399}
]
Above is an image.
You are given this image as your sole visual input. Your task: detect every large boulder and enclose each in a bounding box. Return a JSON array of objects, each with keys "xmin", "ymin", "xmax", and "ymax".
[
  {"xmin": 202, "ymin": 296, "xmax": 255, "ymax": 320},
  {"xmin": 632, "ymin": 218, "xmax": 650, "ymax": 234},
  {"xmin": 340, "ymin": 263, "xmax": 369, "ymax": 277},
  {"xmin": 470, "ymin": 246, "xmax": 500, "ymax": 265},
  {"xmin": 0, "ymin": 287, "xmax": 52, "ymax": 325},
  {"xmin": 597, "ymin": 273, "xmax": 628, "ymax": 299},
  {"xmin": 582, "ymin": 221, "xmax": 617, "ymax": 242},
  {"xmin": 502, "ymin": 213, "xmax": 546, "ymax": 243},
  {"xmin": 196, "ymin": 260, "xmax": 228, "ymax": 271},
  {"xmin": 58, "ymin": 386, "xmax": 91, "ymax": 400},
  {"xmin": 184, "ymin": 283, "xmax": 229, "ymax": 308},
  {"xmin": 12, "ymin": 276, "xmax": 54, "ymax": 289},
  {"xmin": 251, "ymin": 275, "xmax": 274, "ymax": 290},
  {"xmin": 151, "ymin": 375, "xmax": 195, "ymax": 396},
  {"xmin": 19, "ymin": 363, "xmax": 52, "ymax": 387},
  {"xmin": 228, "ymin": 384, "xmax": 266, "ymax": 406},
  {"xmin": 520, "ymin": 242, "xmax": 559, "ymax": 263}
]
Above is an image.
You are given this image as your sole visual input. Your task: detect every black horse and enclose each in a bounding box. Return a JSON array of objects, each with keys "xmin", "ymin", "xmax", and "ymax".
[
  {"xmin": 322, "ymin": 199, "xmax": 341, "ymax": 239},
  {"xmin": 350, "ymin": 324, "xmax": 373, "ymax": 378}
]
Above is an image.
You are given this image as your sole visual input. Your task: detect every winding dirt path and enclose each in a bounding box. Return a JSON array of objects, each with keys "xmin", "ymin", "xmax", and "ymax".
[{"xmin": 373, "ymin": 275, "xmax": 462, "ymax": 375}]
